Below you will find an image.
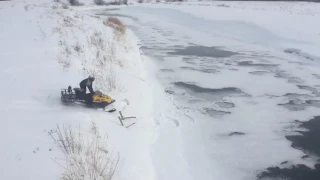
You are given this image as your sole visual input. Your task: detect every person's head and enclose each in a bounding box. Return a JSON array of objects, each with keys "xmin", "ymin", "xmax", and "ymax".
[{"xmin": 88, "ymin": 75, "xmax": 95, "ymax": 81}]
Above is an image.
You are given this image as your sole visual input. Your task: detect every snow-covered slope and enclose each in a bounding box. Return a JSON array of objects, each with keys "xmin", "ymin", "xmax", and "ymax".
[{"xmin": 0, "ymin": 1, "xmax": 158, "ymax": 180}]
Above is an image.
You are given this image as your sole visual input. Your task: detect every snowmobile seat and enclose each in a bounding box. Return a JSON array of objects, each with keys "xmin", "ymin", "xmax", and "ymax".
[{"xmin": 73, "ymin": 88, "xmax": 85, "ymax": 100}]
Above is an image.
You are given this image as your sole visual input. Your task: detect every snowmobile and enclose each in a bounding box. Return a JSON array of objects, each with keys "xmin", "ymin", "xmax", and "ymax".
[{"xmin": 61, "ymin": 86, "xmax": 116, "ymax": 112}]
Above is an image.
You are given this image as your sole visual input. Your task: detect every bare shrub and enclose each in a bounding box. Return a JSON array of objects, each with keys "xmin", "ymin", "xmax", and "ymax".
[
  {"xmin": 138, "ymin": 0, "xmax": 143, "ymax": 3},
  {"xmin": 50, "ymin": 122, "xmax": 120, "ymax": 180},
  {"xmin": 63, "ymin": 17, "xmax": 74, "ymax": 27},
  {"xmin": 74, "ymin": 43, "xmax": 82, "ymax": 54},
  {"xmin": 94, "ymin": 0, "xmax": 127, "ymax": 5},
  {"xmin": 106, "ymin": 66, "xmax": 117, "ymax": 91},
  {"xmin": 62, "ymin": 4, "xmax": 69, "ymax": 9},
  {"xmin": 108, "ymin": 17, "xmax": 123, "ymax": 27},
  {"xmin": 104, "ymin": 17, "xmax": 126, "ymax": 38},
  {"xmin": 93, "ymin": 0, "xmax": 106, "ymax": 5},
  {"xmin": 84, "ymin": 30, "xmax": 119, "ymax": 92},
  {"xmin": 107, "ymin": 38, "xmax": 116, "ymax": 64},
  {"xmin": 65, "ymin": 46, "xmax": 72, "ymax": 57},
  {"xmin": 122, "ymin": 0, "xmax": 128, "ymax": 5},
  {"xmin": 68, "ymin": 0, "xmax": 84, "ymax": 6},
  {"xmin": 96, "ymin": 68, "xmax": 117, "ymax": 92},
  {"xmin": 90, "ymin": 31, "xmax": 105, "ymax": 50},
  {"xmin": 57, "ymin": 58, "xmax": 71, "ymax": 70}
]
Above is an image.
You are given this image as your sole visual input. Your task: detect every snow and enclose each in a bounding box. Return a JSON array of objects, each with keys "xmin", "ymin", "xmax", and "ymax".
[
  {"xmin": 104, "ymin": 2, "xmax": 320, "ymax": 180},
  {"xmin": 0, "ymin": 1, "xmax": 158, "ymax": 180},
  {"xmin": 2, "ymin": 1, "xmax": 320, "ymax": 180}
]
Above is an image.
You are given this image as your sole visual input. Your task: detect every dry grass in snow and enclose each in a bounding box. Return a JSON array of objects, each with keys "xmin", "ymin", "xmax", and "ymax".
[
  {"xmin": 104, "ymin": 17, "xmax": 126, "ymax": 38},
  {"xmin": 49, "ymin": 121, "xmax": 120, "ymax": 180},
  {"xmin": 53, "ymin": 9, "xmax": 130, "ymax": 92}
]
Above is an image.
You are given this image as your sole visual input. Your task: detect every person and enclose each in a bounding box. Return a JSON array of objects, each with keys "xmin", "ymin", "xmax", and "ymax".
[
  {"xmin": 79, "ymin": 75, "xmax": 95, "ymax": 104},
  {"xmin": 80, "ymin": 75, "xmax": 95, "ymax": 94}
]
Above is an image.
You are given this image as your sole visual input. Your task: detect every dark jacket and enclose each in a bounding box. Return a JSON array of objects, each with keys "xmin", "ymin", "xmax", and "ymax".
[{"xmin": 79, "ymin": 78, "xmax": 94, "ymax": 94}]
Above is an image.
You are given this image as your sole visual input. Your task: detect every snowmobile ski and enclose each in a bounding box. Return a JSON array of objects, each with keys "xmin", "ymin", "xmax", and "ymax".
[{"xmin": 106, "ymin": 108, "xmax": 116, "ymax": 113}]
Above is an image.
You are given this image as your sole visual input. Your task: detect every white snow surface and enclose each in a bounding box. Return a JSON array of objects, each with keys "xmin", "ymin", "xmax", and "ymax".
[
  {"xmin": 96, "ymin": 1, "xmax": 320, "ymax": 180},
  {"xmin": 0, "ymin": 1, "xmax": 159, "ymax": 180},
  {"xmin": 2, "ymin": 1, "xmax": 320, "ymax": 180}
]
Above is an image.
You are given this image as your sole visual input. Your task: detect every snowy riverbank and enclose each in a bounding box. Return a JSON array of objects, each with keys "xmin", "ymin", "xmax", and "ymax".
[{"xmin": 0, "ymin": 1, "xmax": 160, "ymax": 180}]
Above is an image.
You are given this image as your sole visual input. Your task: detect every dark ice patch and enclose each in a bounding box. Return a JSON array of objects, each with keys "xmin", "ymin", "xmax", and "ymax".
[
  {"xmin": 275, "ymin": 71, "xmax": 304, "ymax": 84},
  {"xmin": 275, "ymin": 71, "xmax": 292, "ymax": 78},
  {"xmin": 238, "ymin": 61, "xmax": 279, "ymax": 69},
  {"xmin": 288, "ymin": 78, "xmax": 305, "ymax": 84},
  {"xmin": 165, "ymin": 89, "xmax": 175, "ymax": 94},
  {"xmin": 205, "ymin": 108, "xmax": 231, "ymax": 117},
  {"xmin": 258, "ymin": 116, "xmax": 320, "ymax": 180},
  {"xmin": 258, "ymin": 164, "xmax": 320, "ymax": 180},
  {"xmin": 169, "ymin": 45, "xmax": 185, "ymax": 49},
  {"xmin": 216, "ymin": 102, "xmax": 235, "ymax": 108},
  {"xmin": 286, "ymin": 116, "xmax": 320, "ymax": 156},
  {"xmin": 284, "ymin": 48, "xmax": 301, "ymax": 54},
  {"xmin": 302, "ymin": 155, "xmax": 310, "ymax": 159},
  {"xmin": 306, "ymin": 100, "xmax": 320, "ymax": 108},
  {"xmin": 174, "ymin": 82, "xmax": 246, "ymax": 95},
  {"xmin": 167, "ymin": 46, "xmax": 238, "ymax": 58},
  {"xmin": 249, "ymin": 71, "xmax": 271, "ymax": 75},
  {"xmin": 284, "ymin": 93, "xmax": 313, "ymax": 99},
  {"xmin": 284, "ymin": 48, "xmax": 319, "ymax": 61},
  {"xmin": 174, "ymin": 82, "xmax": 248, "ymax": 102},
  {"xmin": 278, "ymin": 100, "xmax": 320, "ymax": 111},
  {"xmin": 180, "ymin": 66, "xmax": 219, "ymax": 73},
  {"xmin": 218, "ymin": 131, "xmax": 246, "ymax": 138},
  {"xmin": 229, "ymin": 132, "xmax": 245, "ymax": 136},
  {"xmin": 278, "ymin": 100, "xmax": 306, "ymax": 111},
  {"xmin": 182, "ymin": 58, "xmax": 198, "ymax": 65},
  {"xmin": 297, "ymin": 85, "xmax": 320, "ymax": 96}
]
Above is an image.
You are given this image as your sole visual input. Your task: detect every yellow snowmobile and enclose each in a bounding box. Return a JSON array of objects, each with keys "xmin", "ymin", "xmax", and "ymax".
[{"xmin": 61, "ymin": 86, "xmax": 116, "ymax": 112}]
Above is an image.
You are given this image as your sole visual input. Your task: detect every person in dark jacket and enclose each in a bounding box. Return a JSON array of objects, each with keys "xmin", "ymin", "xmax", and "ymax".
[
  {"xmin": 80, "ymin": 75, "xmax": 95, "ymax": 94},
  {"xmin": 79, "ymin": 75, "xmax": 95, "ymax": 104}
]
